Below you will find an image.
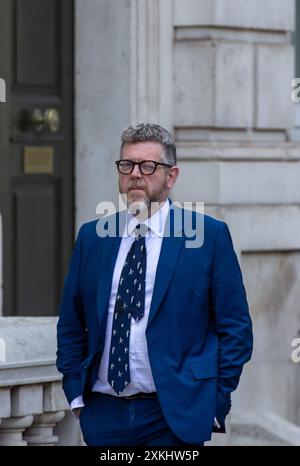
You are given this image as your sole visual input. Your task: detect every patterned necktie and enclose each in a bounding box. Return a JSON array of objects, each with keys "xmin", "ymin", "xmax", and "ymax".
[{"xmin": 107, "ymin": 225, "xmax": 147, "ymax": 395}]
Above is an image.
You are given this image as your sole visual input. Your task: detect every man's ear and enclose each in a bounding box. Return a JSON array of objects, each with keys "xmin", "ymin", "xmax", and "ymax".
[{"xmin": 167, "ymin": 166, "xmax": 179, "ymax": 190}]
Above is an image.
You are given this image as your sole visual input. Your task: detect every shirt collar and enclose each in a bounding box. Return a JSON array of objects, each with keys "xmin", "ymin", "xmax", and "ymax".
[{"xmin": 123, "ymin": 198, "xmax": 170, "ymax": 238}]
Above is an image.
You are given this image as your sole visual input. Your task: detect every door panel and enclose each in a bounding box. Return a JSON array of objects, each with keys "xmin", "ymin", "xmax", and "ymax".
[
  {"xmin": 14, "ymin": 179, "xmax": 61, "ymax": 315},
  {"xmin": 16, "ymin": 0, "xmax": 58, "ymax": 87},
  {"xmin": 0, "ymin": 0, "xmax": 74, "ymax": 316}
]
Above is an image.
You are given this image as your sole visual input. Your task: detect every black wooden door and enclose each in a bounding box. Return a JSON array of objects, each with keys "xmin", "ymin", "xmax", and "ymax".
[{"xmin": 0, "ymin": 0, "xmax": 74, "ymax": 316}]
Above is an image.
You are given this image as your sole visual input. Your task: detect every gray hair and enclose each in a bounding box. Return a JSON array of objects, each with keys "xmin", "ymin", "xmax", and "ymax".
[{"xmin": 120, "ymin": 123, "xmax": 177, "ymax": 165}]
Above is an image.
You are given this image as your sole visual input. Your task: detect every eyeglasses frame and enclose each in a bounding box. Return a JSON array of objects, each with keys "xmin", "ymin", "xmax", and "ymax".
[{"xmin": 115, "ymin": 159, "xmax": 173, "ymax": 175}]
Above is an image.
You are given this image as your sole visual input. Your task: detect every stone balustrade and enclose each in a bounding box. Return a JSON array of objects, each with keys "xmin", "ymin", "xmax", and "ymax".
[{"xmin": 0, "ymin": 317, "xmax": 82, "ymax": 446}]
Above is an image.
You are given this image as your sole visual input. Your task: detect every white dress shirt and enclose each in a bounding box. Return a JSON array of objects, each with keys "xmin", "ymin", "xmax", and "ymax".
[{"xmin": 71, "ymin": 199, "xmax": 170, "ymax": 410}]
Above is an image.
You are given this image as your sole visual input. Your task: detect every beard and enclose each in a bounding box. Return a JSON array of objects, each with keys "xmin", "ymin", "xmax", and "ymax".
[
  {"xmin": 119, "ymin": 178, "xmax": 169, "ymax": 219},
  {"xmin": 120, "ymin": 182, "xmax": 149, "ymax": 209}
]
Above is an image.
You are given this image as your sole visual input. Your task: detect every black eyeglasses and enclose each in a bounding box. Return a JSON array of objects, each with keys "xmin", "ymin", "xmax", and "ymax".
[{"xmin": 115, "ymin": 159, "xmax": 172, "ymax": 175}]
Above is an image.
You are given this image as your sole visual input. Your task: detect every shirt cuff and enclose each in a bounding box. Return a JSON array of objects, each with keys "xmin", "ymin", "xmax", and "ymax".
[{"xmin": 70, "ymin": 395, "xmax": 85, "ymax": 419}]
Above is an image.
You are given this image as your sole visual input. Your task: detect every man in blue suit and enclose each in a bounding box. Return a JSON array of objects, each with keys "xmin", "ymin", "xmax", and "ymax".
[{"xmin": 56, "ymin": 123, "xmax": 253, "ymax": 446}]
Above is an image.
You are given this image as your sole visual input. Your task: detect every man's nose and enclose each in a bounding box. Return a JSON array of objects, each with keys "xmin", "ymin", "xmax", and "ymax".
[{"xmin": 131, "ymin": 164, "xmax": 142, "ymax": 177}]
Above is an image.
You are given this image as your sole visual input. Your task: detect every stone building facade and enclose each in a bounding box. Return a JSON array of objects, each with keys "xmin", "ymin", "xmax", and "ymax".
[{"xmin": 0, "ymin": 0, "xmax": 300, "ymax": 445}]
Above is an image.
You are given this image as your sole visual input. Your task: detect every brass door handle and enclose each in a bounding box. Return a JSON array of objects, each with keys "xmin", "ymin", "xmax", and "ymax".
[{"xmin": 31, "ymin": 108, "xmax": 60, "ymax": 133}]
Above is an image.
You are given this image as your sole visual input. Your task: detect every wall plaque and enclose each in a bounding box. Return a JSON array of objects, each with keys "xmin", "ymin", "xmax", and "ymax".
[{"xmin": 23, "ymin": 146, "xmax": 54, "ymax": 174}]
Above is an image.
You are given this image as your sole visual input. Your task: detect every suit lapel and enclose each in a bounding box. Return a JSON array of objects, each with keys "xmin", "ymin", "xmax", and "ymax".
[
  {"xmin": 147, "ymin": 204, "xmax": 185, "ymax": 328},
  {"xmin": 147, "ymin": 234, "xmax": 185, "ymax": 328},
  {"xmin": 96, "ymin": 211, "xmax": 124, "ymax": 326}
]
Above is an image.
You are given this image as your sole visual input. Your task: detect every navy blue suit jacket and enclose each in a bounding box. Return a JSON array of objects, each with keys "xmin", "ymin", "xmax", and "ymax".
[{"xmin": 56, "ymin": 203, "xmax": 253, "ymax": 443}]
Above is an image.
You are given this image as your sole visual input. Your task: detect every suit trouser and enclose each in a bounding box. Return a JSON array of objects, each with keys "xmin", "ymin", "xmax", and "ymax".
[{"xmin": 79, "ymin": 392, "xmax": 204, "ymax": 447}]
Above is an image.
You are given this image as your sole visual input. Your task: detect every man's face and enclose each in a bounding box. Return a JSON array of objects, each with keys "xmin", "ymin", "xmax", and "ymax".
[{"xmin": 118, "ymin": 141, "xmax": 179, "ymax": 213}]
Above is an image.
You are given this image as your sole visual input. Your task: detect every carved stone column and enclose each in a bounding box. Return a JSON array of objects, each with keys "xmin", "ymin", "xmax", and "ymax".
[
  {"xmin": 24, "ymin": 411, "xmax": 65, "ymax": 446},
  {"xmin": 0, "ymin": 384, "xmax": 42, "ymax": 445},
  {"xmin": 24, "ymin": 382, "xmax": 68, "ymax": 445},
  {"xmin": 0, "ymin": 415, "xmax": 33, "ymax": 446}
]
